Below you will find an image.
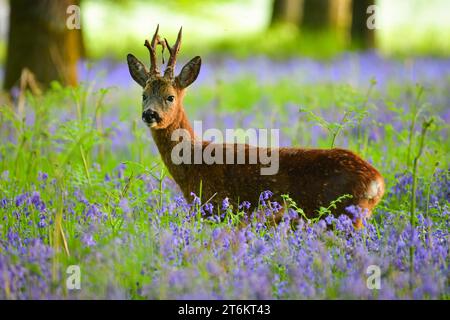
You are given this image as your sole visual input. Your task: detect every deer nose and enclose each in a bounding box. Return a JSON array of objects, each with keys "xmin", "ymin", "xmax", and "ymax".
[{"xmin": 142, "ymin": 109, "xmax": 159, "ymax": 124}]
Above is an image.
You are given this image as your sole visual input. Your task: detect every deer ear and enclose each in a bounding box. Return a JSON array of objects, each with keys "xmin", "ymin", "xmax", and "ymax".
[
  {"xmin": 127, "ymin": 54, "xmax": 149, "ymax": 87},
  {"xmin": 176, "ymin": 56, "xmax": 201, "ymax": 89}
]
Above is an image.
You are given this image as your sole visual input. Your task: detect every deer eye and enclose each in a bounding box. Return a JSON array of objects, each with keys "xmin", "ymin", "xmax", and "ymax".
[
  {"xmin": 166, "ymin": 95, "xmax": 175, "ymax": 102},
  {"xmin": 142, "ymin": 94, "xmax": 148, "ymax": 101}
]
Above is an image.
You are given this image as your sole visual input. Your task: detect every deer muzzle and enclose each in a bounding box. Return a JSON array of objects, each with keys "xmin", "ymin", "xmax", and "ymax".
[{"xmin": 142, "ymin": 109, "xmax": 161, "ymax": 126}]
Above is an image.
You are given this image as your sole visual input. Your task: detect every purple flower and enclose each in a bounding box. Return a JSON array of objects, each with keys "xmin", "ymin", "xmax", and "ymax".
[
  {"xmin": 392, "ymin": 172, "xmax": 413, "ymax": 197},
  {"xmin": 15, "ymin": 193, "xmax": 27, "ymax": 207},
  {"xmin": 222, "ymin": 197, "xmax": 230, "ymax": 211},
  {"xmin": 212, "ymin": 228, "xmax": 221, "ymax": 241},
  {"xmin": 239, "ymin": 201, "xmax": 251, "ymax": 211},
  {"xmin": 0, "ymin": 198, "xmax": 8, "ymax": 208},
  {"xmin": 190, "ymin": 192, "xmax": 201, "ymax": 207},
  {"xmin": 175, "ymin": 195, "xmax": 188, "ymax": 208},
  {"xmin": 345, "ymin": 205, "xmax": 367, "ymax": 223},
  {"xmin": 7, "ymin": 230, "xmax": 20, "ymax": 246},
  {"xmin": 335, "ymin": 214, "xmax": 353, "ymax": 233},
  {"xmin": 260, "ymin": 190, "xmax": 273, "ymax": 201},
  {"xmin": 201, "ymin": 202, "xmax": 214, "ymax": 216},
  {"xmin": 38, "ymin": 217, "xmax": 47, "ymax": 228},
  {"xmin": 117, "ymin": 163, "xmax": 126, "ymax": 179},
  {"xmin": 86, "ymin": 204, "xmax": 103, "ymax": 219},
  {"xmin": 205, "ymin": 261, "xmax": 221, "ymax": 276},
  {"xmin": 318, "ymin": 220, "xmax": 327, "ymax": 230},
  {"xmin": 119, "ymin": 198, "xmax": 131, "ymax": 214},
  {"xmin": 288, "ymin": 209, "xmax": 298, "ymax": 219},
  {"xmin": 252, "ymin": 239, "xmax": 268, "ymax": 255},
  {"xmin": 38, "ymin": 172, "xmax": 48, "ymax": 181},
  {"xmin": 325, "ymin": 215, "xmax": 335, "ymax": 225},
  {"xmin": 30, "ymin": 191, "xmax": 46, "ymax": 211},
  {"xmin": 81, "ymin": 234, "xmax": 96, "ymax": 247},
  {"xmin": 259, "ymin": 190, "xmax": 273, "ymax": 207},
  {"xmin": 74, "ymin": 189, "xmax": 89, "ymax": 205},
  {"xmin": 270, "ymin": 201, "xmax": 282, "ymax": 213}
]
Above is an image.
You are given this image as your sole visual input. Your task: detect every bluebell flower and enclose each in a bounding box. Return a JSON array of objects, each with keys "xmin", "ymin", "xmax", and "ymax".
[
  {"xmin": 222, "ymin": 197, "xmax": 230, "ymax": 211},
  {"xmin": 270, "ymin": 201, "xmax": 282, "ymax": 213},
  {"xmin": 190, "ymin": 192, "xmax": 201, "ymax": 207},
  {"xmin": 318, "ymin": 220, "xmax": 327, "ymax": 230},
  {"xmin": 238, "ymin": 201, "xmax": 251, "ymax": 211},
  {"xmin": 0, "ymin": 198, "xmax": 8, "ymax": 208},
  {"xmin": 174, "ymin": 195, "xmax": 188, "ymax": 208},
  {"xmin": 212, "ymin": 228, "xmax": 221, "ymax": 241},
  {"xmin": 325, "ymin": 214, "xmax": 335, "ymax": 225},
  {"xmin": 15, "ymin": 193, "xmax": 27, "ymax": 207},
  {"xmin": 205, "ymin": 261, "xmax": 221, "ymax": 276},
  {"xmin": 38, "ymin": 218, "xmax": 47, "ymax": 228},
  {"xmin": 259, "ymin": 190, "xmax": 273, "ymax": 206},
  {"xmin": 37, "ymin": 172, "xmax": 48, "ymax": 182},
  {"xmin": 74, "ymin": 189, "xmax": 89, "ymax": 205},
  {"xmin": 345, "ymin": 205, "xmax": 366, "ymax": 223},
  {"xmin": 117, "ymin": 163, "xmax": 126, "ymax": 179},
  {"xmin": 86, "ymin": 204, "xmax": 102, "ymax": 219},
  {"xmin": 119, "ymin": 198, "xmax": 131, "ymax": 214},
  {"xmin": 288, "ymin": 208, "xmax": 298, "ymax": 219},
  {"xmin": 7, "ymin": 230, "xmax": 20, "ymax": 246},
  {"xmin": 201, "ymin": 202, "xmax": 214, "ymax": 216},
  {"xmin": 81, "ymin": 234, "xmax": 96, "ymax": 247}
]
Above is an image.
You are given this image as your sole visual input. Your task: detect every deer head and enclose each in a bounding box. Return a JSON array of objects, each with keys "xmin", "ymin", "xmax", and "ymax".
[{"xmin": 127, "ymin": 25, "xmax": 201, "ymax": 129}]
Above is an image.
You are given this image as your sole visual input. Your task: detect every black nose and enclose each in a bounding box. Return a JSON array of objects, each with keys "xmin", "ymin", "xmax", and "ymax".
[{"xmin": 142, "ymin": 109, "xmax": 159, "ymax": 124}]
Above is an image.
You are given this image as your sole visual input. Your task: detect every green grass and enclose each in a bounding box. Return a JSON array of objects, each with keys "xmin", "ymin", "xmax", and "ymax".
[{"xmin": 0, "ymin": 41, "xmax": 5, "ymax": 65}]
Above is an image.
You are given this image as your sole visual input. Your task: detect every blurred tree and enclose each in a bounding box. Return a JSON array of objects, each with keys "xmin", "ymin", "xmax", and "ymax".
[
  {"xmin": 270, "ymin": 0, "xmax": 373, "ymax": 50},
  {"xmin": 270, "ymin": 0, "xmax": 303, "ymax": 26},
  {"xmin": 350, "ymin": 0, "xmax": 375, "ymax": 48},
  {"xmin": 302, "ymin": 0, "xmax": 332, "ymax": 31},
  {"xmin": 3, "ymin": 0, "xmax": 83, "ymax": 90},
  {"xmin": 270, "ymin": 0, "xmax": 345, "ymax": 32}
]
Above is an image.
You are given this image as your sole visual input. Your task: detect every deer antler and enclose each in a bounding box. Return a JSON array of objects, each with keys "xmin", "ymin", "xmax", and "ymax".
[
  {"xmin": 144, "ymin": 24, "xmax": 165, "ymax": 77},
  {"xmin": 164, "ymin": 27, "xmax": 182, "ymax": 79}
]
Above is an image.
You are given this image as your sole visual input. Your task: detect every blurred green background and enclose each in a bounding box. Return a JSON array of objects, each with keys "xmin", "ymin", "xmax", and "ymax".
[
  {"xmin": 0, "ymin": 0, "xmax": 449, "ymax": 91},
  {"xmin": 78, "ymin": 0, "xmax": 450, "ymax": 59}
]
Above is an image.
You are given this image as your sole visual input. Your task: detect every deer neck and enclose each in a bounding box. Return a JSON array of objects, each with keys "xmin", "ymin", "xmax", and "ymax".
[{"xmin": 150, "ymin": 106, "xmax": 196, "ymax": 177}]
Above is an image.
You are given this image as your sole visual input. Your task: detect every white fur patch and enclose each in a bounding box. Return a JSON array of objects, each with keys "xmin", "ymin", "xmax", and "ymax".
[{"xmin": 366, "ymin": 180, "xmax": 380, "ymax": 199}]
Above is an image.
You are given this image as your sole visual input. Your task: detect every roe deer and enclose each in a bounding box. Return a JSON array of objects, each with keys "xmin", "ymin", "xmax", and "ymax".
[{"xmin": 126, "ymin": 26, "xmax": 385, "ymax": 228}]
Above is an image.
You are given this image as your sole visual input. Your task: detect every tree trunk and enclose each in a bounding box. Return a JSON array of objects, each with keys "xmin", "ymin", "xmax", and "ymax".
[
  {"xmin": 3, "ymin": 0, "xmax": 82, "ymax": 91},
  {"xmin": 73, "ymin": 0, "xmax": 86, "ymax": 58},
  {"xmin": 270, "ymin": 0, "xmax": 303, "ymax": 27},
  {"xmin": 302, "ymin": 0, "xmax": 332, "ymax": 31},
  {"xmin": 350, "ymin": 0, "xmax": 375, "ymax": 49}
]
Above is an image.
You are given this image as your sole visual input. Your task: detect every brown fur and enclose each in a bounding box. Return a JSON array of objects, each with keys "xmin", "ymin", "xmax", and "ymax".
[{"xmin": 151, "ymin": 105, "xmax": 385, "ymax": 227}]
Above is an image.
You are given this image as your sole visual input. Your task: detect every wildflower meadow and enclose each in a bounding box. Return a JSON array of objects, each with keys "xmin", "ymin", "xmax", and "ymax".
[{"xmin": 0, "ymin": 52, "xmax": 448, "ymax": 299}]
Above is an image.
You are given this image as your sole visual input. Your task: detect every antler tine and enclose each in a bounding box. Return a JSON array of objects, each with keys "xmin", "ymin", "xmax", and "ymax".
[
  {"xmin": 164, "ymin": 27, "xmax": 182, "ymax": 79},
  {"xmin": 144, "ymin": 24, "xmax": 161, "ymax": 76}
]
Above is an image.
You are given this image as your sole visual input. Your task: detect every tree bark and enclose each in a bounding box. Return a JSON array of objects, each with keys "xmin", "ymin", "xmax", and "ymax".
[
  {"xmin": 350, "ymin": 0, "xmax": 375, "ymax": 49},
  {"xmin": 270, "ymin": 0, "xmax": 303, "ymax": 27},
  {"xmin": 73, "ymin": 0, "xmax": 86, "ymax": 58},
  {"xmin": 302, "ymin": 0, "xmax": 332, "ymax": 31},
  {"xmin": 3, "ymin": 0, "xmax": 82, "ymax": 91}
]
